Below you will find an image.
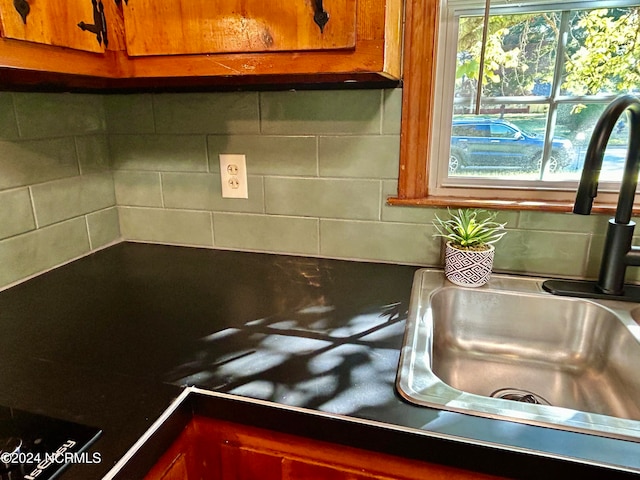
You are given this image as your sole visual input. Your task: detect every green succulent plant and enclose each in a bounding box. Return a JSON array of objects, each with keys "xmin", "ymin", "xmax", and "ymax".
[{"xmin": 433, "ymin": 208, "xmax": 507, "ymax": 250}]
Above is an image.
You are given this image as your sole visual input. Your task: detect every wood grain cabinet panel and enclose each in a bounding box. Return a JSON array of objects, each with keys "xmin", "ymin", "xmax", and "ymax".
[
  {"xmin": 0, "ymin": 0, "xmax": 402, "ymax": 87},
  {"xmin": 0, "ymin": 0, "xmax": 107, "ymax": 52},
  {"xmin": 284, "ymin": 456, "xmax": 393, "ymax": 479},
  {"xmin": 144, "ymin": 416, "xmax": 504, "ymax": 480},
  {"xmin": 121, "ymin": 0, "xmax": 357, "ymax": 56},
  {"xmin": 117, "ymin": 0, "xmax": 403, "ymax": 82},
  {"xmin": 220, "ymin": 444, "xmax": 287, "ymax": 480},
  {"xmin": 152, "ymin": 453, "xmax": 189, "ymax": 480}
]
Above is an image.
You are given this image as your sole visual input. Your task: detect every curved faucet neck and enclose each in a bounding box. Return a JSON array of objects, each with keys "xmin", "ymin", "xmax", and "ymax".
[{"xmin": 573, "ymin": 94, "xmax": 640, "ymax": 223}]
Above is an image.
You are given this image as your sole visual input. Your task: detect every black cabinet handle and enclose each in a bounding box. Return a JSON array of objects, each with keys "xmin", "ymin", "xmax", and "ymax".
[
  {"xmin": 312, "ymin": 0, "xmax": 329, "ymax": 33},
  {"xmin": 78, "ymin": 0, "xmax": 108, "ymax": 47},
  {"xmin": 13, "ymin": 0, "xmax": 30, "ymax": 24}
]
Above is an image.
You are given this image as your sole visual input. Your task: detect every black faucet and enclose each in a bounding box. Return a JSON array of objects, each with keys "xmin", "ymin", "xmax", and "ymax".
[{"xmin": 543, "ymin": 95, "xmax": 640, "ymax": 301}]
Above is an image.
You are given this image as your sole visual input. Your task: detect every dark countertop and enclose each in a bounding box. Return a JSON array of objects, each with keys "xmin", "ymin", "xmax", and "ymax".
[{"xmin": 0, "ymin": 242, "xmax": 639, "ymax": 479}]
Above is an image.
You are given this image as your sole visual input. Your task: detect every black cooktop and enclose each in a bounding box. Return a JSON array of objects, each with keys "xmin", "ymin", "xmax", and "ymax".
[{"xmin": 0, "ymin": 407, "xmax": 101, "ymax": 480}]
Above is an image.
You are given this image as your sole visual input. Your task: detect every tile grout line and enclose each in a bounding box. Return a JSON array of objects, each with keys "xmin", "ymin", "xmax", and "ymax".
[
  {"xmin": 9, "ymin": 92, "xmax": 23, "ymax": 139},
  {"xmin": 73, "ymin": 136, "xmax": 84, "ymax": 176},
  {"xmin": 315, "ymin": 136, "xmax": 320, "ymax": 177},
  {"xmin": 257, "ymin": 92, "xmax": 263, "ymax": 135},
  {"xmin": 210, "ymin": 212, "xmax": 215, "ymax": 247},
  {"xmin": 159, "ymin": 172, "xmax": 166, "ymax": 208},
  {"xmin": 378, "ymin": 180, "xmax": 384, "ymax": 222},
  {"xmin": 316, "ymin": 216, "xmax": 321, "ymax": 256},
  {"xmin": 151, "ymin": 94, "xmax": 158, "ymax": 134},
  {"xmin": 27, "ymin": 186, "xmax": 40, "ymax": 230},
  {"xmin": 204, "ymin": 134, "xmax": 211, "ymax": 173},
  {"xmin": 379, "ymin": 90, "xmax": 385, "ymax": 135},
  {"xmin": 85, "ymin": 215, "xmax": 94, "ymax": 250},
  {"xmin": 584, "ymin": 232, "xmax": 596, "ymax": 279}
]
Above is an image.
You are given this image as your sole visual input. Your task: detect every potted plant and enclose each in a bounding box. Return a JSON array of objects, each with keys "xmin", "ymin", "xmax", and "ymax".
[{"xmin": 433, "ymin": 208, "xmax": 507, "ymax": 287}]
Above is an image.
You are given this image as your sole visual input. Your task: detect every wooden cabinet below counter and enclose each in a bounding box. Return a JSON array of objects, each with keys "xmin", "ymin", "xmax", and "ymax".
[
  {"xmin": 144, "ymin": 416, "xmax": 504, "ymax": 480},
  {"xmin": 0, "ymin": 0, "xmax": 402, "ymax": 90}
]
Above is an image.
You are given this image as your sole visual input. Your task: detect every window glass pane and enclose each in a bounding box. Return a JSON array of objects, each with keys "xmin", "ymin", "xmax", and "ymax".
[
  {"xmin": 449, "ymin": 104, "xmax": 552, "ymax": 179},
  {"xmin": 551, "ymin": 103, "xmax": 630, "ymax": 182},
  {"xmin": 562, "ymin": 7, "xmax": 640, "ymax": 96},
  {"xmin": 448, "ymin": 103, "xmax": 629, "ymax": 182},
  {"xmin": 454, "ymin": 16, "xmax": 482, "ymax": 102},
  {"xmin": 455, "ymin": 13, "xmax": 560, "ymax": 101},
  {"xmin": 446, "ymin": 5, "xmax": 638, "ymax": 187}
]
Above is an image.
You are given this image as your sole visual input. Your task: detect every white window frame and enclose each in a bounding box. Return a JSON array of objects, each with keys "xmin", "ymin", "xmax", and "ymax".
[{"xmin": 428, "ymin": 0, "xmax": 640, "ymax": 205}]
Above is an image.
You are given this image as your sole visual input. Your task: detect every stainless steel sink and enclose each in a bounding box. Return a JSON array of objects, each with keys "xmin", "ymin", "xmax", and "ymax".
[{"xmin": 396, "ymin": 269, "xmax": 640, "ymax": 442}]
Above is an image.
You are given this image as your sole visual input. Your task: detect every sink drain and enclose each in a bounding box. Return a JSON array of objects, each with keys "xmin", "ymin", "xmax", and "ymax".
[{"xmin": 490, "ymin": 388, "xmax": 551, "ymax": 406}]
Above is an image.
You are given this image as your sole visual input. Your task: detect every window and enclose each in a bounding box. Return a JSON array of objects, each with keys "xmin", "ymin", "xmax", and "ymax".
[{"xmin": 394, "ymin": 0, "xmax": 640, "ymax": 211}]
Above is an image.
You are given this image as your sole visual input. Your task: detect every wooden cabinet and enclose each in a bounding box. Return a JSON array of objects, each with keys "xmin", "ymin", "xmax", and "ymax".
[
  {"xmin": 113, "ymin": 0, "xmax": 403, "ymax": 85},
  {"xmin": 0, "ymin": 0, "xmax": 107, "ymax": 53},
  {"xmin": 0, "ymin": 0, "xmax": 402, "ymax": 89},
  {"xmin": 121, "ymin": 0, "xmax": 357, "ymax": 56},
  {"xmin": 0, "ymin": 0, "xmax": 121, "ymax": 83},
  {"xmin": 144, "ymin": 416, "xmax": 504, "ymax": 480}
]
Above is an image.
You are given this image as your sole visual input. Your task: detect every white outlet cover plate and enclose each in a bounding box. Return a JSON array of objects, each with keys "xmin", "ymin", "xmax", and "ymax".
[{"xmin": 219, "ymin": 154, "xmax": 248, "ymax": 199}]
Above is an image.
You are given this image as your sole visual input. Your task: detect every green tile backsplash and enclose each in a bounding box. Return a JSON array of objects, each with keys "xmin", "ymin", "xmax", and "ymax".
[
  {"xmin": 381, "ymin": 89, "xmax": 402, "ymax": 135},
  {"xmin": 113, "ymin": 171, "xmax": 163, "ymax": 207},
  {"xmin": 161, "ymin": 172, "xmax": 265, "ymax": 213},
  {"xmin": 0, "ymin": 217, "xmax": 92, "ymax": 288},
  {"xmin": 494, "ymin": 230, "xmax": 591, "ymax": 277},
  {"xmin": 86, "ymin": 207, "xmax": 120, "ymax": 250},
  {"xmin": 0, "ymin": 93, "xmax": 19, "ymax": 140},
  {"xmin": 213, "ymin": 213, "xmax": 318, "ymax": 254},
  {"xmin": 260, "ymin": 90, "xmax": 383, "ymax": 135},
  {"xmin": 153, "ymin": 92, "xmax": 260, "ymax": 134},
  {"xmin": 264, "ymin": 177, "xmax": 381, "ymax": 220},
  {"xmin": 104, "ymin": 94, "xmax": 155, "ymax": 134},
  {"xmin": 0, "ymin": 138, "xmax": 79, "ymax": 190},
  {"xmin": 31, "ymin": 173, "xmax": 116, "ymax": 227},
  {"xmin": 320, "ymin": 220, "xmax": 439, "ymax": 265},
  {"xmin": 0, "ymin": 88, "xmax": 621, "ymax": 290},
  {"xmin": 208, "ymin": 135, "xmax": 317, "ymax": 176},
  {"xmin": 0, "ymin": 188, "xmax": 35, "ymax": 240},
  {"xmin": 76, "ymin": 135, "xmax": 111, "ymax": 174},
  {"xmin": 119, "ymin": 207, "xmax": 213, "ymax": 246},
  {"xmin": 318, "ymin": 135, "xmax": 400, "ymax": 179},
  {"xmin": 13, "ymin": 93, "xmax": 105, "ymax": 138},
  {"xmin": 109, "ymin": 134, "xmax": 208, "ymax": 172},
  {"xmin": 0, "ymin": 92, "xmax": 119, "ymax": 290}
]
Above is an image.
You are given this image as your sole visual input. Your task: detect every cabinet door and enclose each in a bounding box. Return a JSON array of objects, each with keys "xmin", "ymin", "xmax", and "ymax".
[
  {"xmin": 0, "ymin": 0, "xmax": 107, "ymax": 52},
  {"xmin": 145, "ymin": 452, "xmax": 189, "ymax": 480},
  {"xmin": 144, "ymin": 418, "xmax": 505, "ymax": 480},
  {"xmin": 283, "ymin": 457, "xmax": 391, "ymax": 480},
  {"xmin": 220, "ymin": 444, "xmax": 390, "ymax": 480},
  {"xmin": 120, "ymin": 0, "xmax": 357, "ymax": 56},
  {"xmin": 220, "ymin": 444, "xmax": 284, "ymax": 480}
]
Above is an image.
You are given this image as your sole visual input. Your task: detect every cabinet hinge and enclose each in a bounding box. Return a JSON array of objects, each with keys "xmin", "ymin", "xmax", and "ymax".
[
  {"xmin": 312, "ymin": 0, "xmax": 329, "ymax": 33},
  {"xmin": 77, "ymin": 0, "xmax": 109, "ymax": 47},
  {"xmin": 13, "ymin": 0, "xmax": 30, "ymax": 24}
]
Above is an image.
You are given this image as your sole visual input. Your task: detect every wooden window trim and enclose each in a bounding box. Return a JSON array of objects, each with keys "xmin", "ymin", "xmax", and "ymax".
[{"xmin": 390, "ymin": 0, "xmax": 626, "ymax": 215}]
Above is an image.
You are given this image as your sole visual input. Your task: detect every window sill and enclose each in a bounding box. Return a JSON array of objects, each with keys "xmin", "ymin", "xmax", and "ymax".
[{"xmin": 387, "ymin": 195, "xmax": 632, "ymax": 215}]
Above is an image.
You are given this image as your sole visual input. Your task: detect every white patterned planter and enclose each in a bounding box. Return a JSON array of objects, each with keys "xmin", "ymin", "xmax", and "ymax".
[{"xmin": 444, "ymin": 242, "xmax": 495, "ymax": 287}]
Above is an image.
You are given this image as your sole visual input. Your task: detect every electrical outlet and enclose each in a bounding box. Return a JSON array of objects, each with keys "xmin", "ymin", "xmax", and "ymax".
[{"xmin": 219, "ymin": 154, "xmax": 248, "ymax": 199}]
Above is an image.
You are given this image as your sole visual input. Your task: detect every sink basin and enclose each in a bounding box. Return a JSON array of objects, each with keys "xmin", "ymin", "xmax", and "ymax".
[{"xmin": 396, "ymin": 270, "xmax": 640, "ymax": 442}]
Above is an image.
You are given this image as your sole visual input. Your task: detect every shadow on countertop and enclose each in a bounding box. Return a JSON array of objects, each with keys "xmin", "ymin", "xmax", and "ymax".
[{"xmin": 0, "ymin": 242, "xmax": 420, "ymax": 478}]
